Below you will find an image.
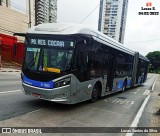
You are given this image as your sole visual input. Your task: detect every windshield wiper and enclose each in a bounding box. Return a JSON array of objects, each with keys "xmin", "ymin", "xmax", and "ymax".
[
  {"xmin": 25, "ymin": 50, "xmax": 39, "ymax": 69},
  {"xmin": 39, "ymin": 49, "xmax": 45, "ymax": 71}
]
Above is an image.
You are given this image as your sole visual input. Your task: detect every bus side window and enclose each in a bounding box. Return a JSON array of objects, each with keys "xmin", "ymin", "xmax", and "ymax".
[
  {"xmin": 77, "ymin": 47, "xmax": 89, "ymax": 73},
  {"xmin": 91, "ymin": 41, "xmax": 103, "ymax": 78},
  {"xmin": 82, "ymin": 52, "xmax": 89, "ymax": 71},
  {"xmin": 76, "ymin": 41, "xmax": 91, "ymax": 73}
]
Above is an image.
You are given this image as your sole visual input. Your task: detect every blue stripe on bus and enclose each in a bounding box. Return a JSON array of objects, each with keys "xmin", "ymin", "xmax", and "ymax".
[
  {"xmin": 127, "ymin": 79, "xmax": 131, "ymax": 87},
  {"xmin": 116, "ymin": 81, "xmax": 123, "ymax": 89},
  {"xmin": 22, "ymin": 75, "xmax": 54, "ymax": 89},
  {"xmin": 115, "ymin": 79, "xmax": 131, "ymax": 90}
]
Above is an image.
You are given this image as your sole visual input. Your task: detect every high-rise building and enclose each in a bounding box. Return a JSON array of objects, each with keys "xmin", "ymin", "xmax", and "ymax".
[
  {"xmin": 98, "ymin": 0, "xmax": 128, "ymax": 44},
  {"xmin": 26, "ymin": 0, "xmax": 57, "ymax": 27}
]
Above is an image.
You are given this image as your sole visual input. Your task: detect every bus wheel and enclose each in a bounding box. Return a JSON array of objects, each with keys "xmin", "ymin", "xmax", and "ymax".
[
  {"xmin": 90, "ymin": 85, "xmax": 99, "ymax": 103},
  {"xmin": 122, "ymin": 80, "xmax": 127, "ymax": 92}
]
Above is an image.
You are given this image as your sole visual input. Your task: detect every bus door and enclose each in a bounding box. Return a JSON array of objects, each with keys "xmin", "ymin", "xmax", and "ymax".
[{"xmin": 103, "ymin": 53, "xmax": 115, "ymax": 92}]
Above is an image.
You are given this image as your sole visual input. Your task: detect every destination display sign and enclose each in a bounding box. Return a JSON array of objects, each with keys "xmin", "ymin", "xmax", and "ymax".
[
  {"xmin": 29, "ymin": 38, "xmax": 65, "ymax": 47},
  {"xmin": 27, "ymin": 38, "xmax": 74, "ymax": 48}
]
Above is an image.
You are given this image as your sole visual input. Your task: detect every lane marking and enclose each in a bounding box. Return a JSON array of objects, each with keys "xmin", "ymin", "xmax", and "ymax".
[
  {"xmin": 130, "ymin": 88, "xmax": 143, "ymax": 94},
  {"xmin": 126, "ymin": 75, "xmax": 158, "ymax": 136},
  {"xmin": 0, "ymin": 78, "xmax": 20, "ymax": 80},
  {"xmin": 0, "ymin": 90, "xmax": 22, "ymax": 94},
  {"xmin": 123, "ymin": 101, "xmax": 134, "ymax": 109},
  {"xmin": 151, "ymin": 76, "xmax": 158, "ymax": 91},
  {"xmin": 125, "ymin": 95, "xmax": 151, "ymax": 136},
  {"xmin": 0, "ymin": 72, "xmax": 21, "ymax": 77},
  {"xmin": 104, "ymin": 98, "xmax": 134, "ymax": 109},
  {"xmin": 0, "ymin": 81, "xmax": 21, "ymax": 84},
  {"xmin": 27, "ymin": 109, "xmax": 43, "ymax": 115},
  {"xmin": 143, "ymin": 90, "xmax": 150, "ymax": 96},
  {"xmin": 134, "ymin": 89, "xmax": 140, "ymax": 94},
  {"xmin": 9, "ymin": 81, "xmax": 21, "ymax": 84}
]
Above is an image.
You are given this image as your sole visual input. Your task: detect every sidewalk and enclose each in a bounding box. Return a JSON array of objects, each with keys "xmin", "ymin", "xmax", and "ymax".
[
  {"xmin": 0, "ymin": 61, "xmax": 21, "ymax": 72},
  {"xmin": 148, "ymin": 75, "xmax": 160, "ymax": 127},
  {"xmin": 136, "ymin": 74, "xmax": 160, "ymax": 136}
]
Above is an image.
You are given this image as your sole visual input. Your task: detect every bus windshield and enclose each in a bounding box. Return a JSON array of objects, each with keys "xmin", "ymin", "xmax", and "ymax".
[{"xmin": 24, "ymin": 41, "xmax": 74, "ymax": 73}]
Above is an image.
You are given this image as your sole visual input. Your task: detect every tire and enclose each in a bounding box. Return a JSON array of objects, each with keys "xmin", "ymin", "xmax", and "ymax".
[
  {"xmin": 121, "ymin": 80, "xmax": 127, "ymax": 92},
  {"xmin": 90, "ymin": 85, "xmax": 99, "ymax": 103}
]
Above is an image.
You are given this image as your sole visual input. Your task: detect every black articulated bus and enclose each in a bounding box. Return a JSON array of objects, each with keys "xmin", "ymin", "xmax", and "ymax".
[{"xmin": 19, "ymin": 23, "xmax": 149, "ymax": 104}]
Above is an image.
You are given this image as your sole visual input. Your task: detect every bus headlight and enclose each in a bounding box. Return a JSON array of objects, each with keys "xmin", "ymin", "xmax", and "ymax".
[{"xmin": 54, "ymin": 77, "xmax": 71, "ymax": 88}]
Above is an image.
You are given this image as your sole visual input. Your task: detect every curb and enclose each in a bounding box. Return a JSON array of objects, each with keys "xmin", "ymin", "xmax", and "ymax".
[
  {"xmin": 11, "ymin": 62, "xmax": 22, "ymax": 67},
  {"xmin": 0, "ymin": 71, "xmax": 21, "ymax": 72},
  {"xmin": 0, "ymin": 69, "xmax": 21, "ymax": 72}
]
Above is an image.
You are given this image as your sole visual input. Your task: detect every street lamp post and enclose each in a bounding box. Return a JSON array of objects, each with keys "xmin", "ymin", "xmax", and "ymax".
[{"xmin": 28, "ymin": 0, "xmax": 31, "ymax": 28}]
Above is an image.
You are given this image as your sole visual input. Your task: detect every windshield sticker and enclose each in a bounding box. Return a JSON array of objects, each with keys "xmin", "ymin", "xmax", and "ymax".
[
  {"xmin": 43, "ymin": 67, "xmax": 60, "ymax": 73},
  {"xmin": 27, "ymin": 48, "xmax": 40, "ymax": 52}
]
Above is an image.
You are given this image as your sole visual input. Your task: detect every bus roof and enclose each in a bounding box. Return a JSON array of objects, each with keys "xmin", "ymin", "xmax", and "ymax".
[{"xmin": 27, "ymin": 23, "xmax": 149, "ymax": 62}]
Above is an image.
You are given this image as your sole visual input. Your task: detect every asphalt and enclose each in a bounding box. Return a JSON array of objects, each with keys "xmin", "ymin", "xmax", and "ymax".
[
  {"xmin": 0, "ymin": 62, "xmax": 159, "ymax": 136},
  {"xmin": 134, "ymin": 75, "xmax": 160, "ymax": 136}
]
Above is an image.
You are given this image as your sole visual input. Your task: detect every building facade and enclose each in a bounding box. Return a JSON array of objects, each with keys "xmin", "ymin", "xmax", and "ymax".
[
  {"xmin": 98, "ymin": 0, "xmax": 128, "ymax": 44},
  {"xmin": 26, "ymin": 0, "xmax": 57, "ymax": 27},
  {"xmin": 0, "ymin": 5, "xmax": 28, "ymax": 41}
]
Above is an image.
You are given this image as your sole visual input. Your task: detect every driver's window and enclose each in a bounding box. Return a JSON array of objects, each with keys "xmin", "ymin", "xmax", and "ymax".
[{"xmin": 77, "ymin": 44, "xmax": 89, "ymax": 73}]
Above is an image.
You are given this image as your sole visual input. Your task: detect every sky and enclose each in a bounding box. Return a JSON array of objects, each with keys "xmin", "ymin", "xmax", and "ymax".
[{"xmin": 11, "ymin": 0, "xmax": 160, "ymax": 56}]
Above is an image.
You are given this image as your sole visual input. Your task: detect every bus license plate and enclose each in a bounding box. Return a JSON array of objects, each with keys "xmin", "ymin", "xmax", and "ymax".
[{"xmin": 32, "ymin": 93, "xmax": 41, "ymax": 98}]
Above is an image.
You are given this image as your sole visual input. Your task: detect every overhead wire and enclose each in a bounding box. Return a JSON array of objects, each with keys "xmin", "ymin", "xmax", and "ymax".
[
  {"xmin": 10, "ymin": 1, "xmax": 35, "ymax": 17},
  {"xmin": 1, "ymin": 0, "xmax": 101, "ymax": 32},
  {"xmin": 1, "ymin": 0, "xmax": 35, "ymax": 17},
  {"xmin": 79, "ymin": 2, "xmax": 100, "ymax": 23},
  {"xmin": 0, "ymin": 0, "xmax": 32, "ymax": 34},
  {"xmin": 125, "ymin": 39, "xmax": 160, "ymax": 44}
]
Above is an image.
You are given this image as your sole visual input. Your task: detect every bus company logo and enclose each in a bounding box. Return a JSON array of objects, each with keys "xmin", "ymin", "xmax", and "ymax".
[
  {"xmin": 2, "ymin": 128, "xmax": 11, "ymax": 133},
  {"xmin": 138, "ymin": 2, "xmax": 159, "ymax": 15},
  {"xmin": 146, "ymin": 2, "xmax": 152, "ymax": 7}
]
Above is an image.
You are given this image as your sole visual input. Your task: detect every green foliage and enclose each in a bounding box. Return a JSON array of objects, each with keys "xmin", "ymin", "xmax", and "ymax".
[{"xmin": 146, "ymin": 51, "xmax": 160, "ymax": 73}]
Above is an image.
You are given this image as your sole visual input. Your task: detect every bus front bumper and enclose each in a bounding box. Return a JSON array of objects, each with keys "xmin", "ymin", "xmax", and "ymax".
[{"xmin": 22, "ymin": 83, "xmax": 71, "ymax": 103}]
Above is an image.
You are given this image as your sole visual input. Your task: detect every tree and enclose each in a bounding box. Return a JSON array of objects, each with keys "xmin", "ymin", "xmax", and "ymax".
[{"xmin": 146, "ymin": 51, "xmax": 160, "ymax": 73}]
